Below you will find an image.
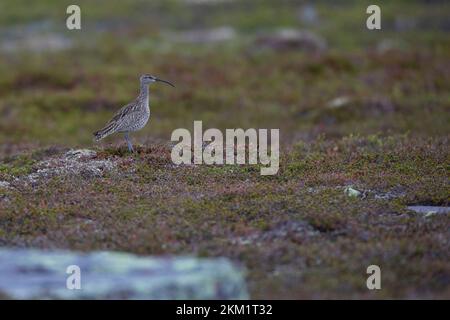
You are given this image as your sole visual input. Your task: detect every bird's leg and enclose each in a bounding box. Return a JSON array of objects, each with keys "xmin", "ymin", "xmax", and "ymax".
[{"xmin": 124, "ymin": 132, "xmax": 134, "ymax": 153}]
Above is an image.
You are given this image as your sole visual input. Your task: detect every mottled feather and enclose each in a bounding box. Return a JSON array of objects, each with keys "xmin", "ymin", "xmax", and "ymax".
[
  {"xmin": 93, "ymin": 90, "xmax": 149, "ymax": 141},
  {"xmin": 93, "ymin": 74, "xmax": 173, "ymax": 151}
]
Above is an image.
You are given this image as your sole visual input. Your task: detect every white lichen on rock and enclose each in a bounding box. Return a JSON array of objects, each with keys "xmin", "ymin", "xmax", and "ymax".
[
  {"xmin": 64, "ymin": 149, "xmax": 98, "ymax": 160},
  {"xmin": 344, "ymin": 186, "xmax": 363, "ymax": 198},
  {"xmin": 0, "ymin": 248, "xmax": 248, "ymax": 299},
  {"xmin": 0, "ymin": 181, "xmax": 11, "ymax": 189},
  {"xmin": 407, "ymin": 206, "xmax": 450, "ymax": 216},
  {"xmin": 17, "ymin": 149, "xmax": 115, "ymax": 185}
]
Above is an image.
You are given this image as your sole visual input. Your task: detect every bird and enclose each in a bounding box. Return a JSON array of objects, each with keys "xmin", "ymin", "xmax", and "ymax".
[{"xmin": 93, "ymin": 74, "xmax": 174, "ymax": 152}]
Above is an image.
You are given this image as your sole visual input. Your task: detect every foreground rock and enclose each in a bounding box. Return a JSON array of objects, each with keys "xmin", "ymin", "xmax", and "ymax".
[{"xmin": 0, "ymin": 248, "xmax": 248, "ymax": 299}]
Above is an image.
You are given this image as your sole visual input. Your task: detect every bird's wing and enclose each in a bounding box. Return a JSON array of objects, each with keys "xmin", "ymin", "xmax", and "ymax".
[
  {"xmin": 93, "ymin": 97, "xmax": 144, "ymax": 140},
  {"xmin": 107, "ymin": 100, "xmax": 140, "ymax": 125},
  {"xmin": 94, "ymin": 99, "xmax": 141, "ymax": 139}
]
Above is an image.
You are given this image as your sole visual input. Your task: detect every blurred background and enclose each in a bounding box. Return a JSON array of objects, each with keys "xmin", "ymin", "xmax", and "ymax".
[{"xmin": 0, "ymin": 0, "xmax": 448, "ymax": 153}]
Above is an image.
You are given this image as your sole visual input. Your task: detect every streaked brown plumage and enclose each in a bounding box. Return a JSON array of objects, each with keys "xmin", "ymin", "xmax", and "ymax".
[{"xmin": 93, "ymin": 74, "xmax": 174, "ymax": 152}]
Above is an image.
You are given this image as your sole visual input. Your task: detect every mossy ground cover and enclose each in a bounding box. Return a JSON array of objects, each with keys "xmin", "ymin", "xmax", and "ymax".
[{"xmin": 0, "ymin": 0, "xmax": 449, "ymax": 298}]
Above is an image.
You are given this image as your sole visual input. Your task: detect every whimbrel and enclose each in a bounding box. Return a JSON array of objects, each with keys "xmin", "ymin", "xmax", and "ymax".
[{"xmin": 93, "ymin": 74, "xmax": 174, "ymax": 152}]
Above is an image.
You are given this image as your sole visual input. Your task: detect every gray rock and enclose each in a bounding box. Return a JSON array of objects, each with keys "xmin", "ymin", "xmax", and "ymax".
[
  {"xmin": 395, "ymin": 17, "xmax": 417, "ymax": 32},
  {"xmin": 407, "ymin": 206, "xmax": 450, "ymax": 216},
  {"xmin": 0, "ymin": 22, "xmax": 73, "ymax": 53},
  {"xmin": 18, "ymin": 149, "xmax": 114, "ymax": 184},
  {"xmin": 344, "ymin": 186, "xmax": 362, "ymax": 198},
  {"xmin": 232, "ymin": 220, "xmax": 318, "ymax": 246},
  {"xmin": 0, "ymin": 181, "xmax": 11, "ymax": 189},
  {"xmin": 298, "ymin": 4, "xmax": 318, "ymax": 25},
  {"xmin": 0, "ymin": 248, "xmax": 248, "ymax": 299},
  {"xmin": 64, "ymin": 149, "xmax": 97, "ymax": 160},
  {"xmin": 254, "ymin": 29, "xmax": 327, "ymax": 53},
  {"xmin": 373, "ymin": 189, "xmax": 405, "ymax": 200},
  {"xmin": 376, "ymin": 39, "xmax": 402, "ymax": 53},
  {"xmin": 166, "ymin": 26, "xmax": 236, "ymax": 44},
  {"xmin": 327, "ymin": 96, "xmax": 352, "ymax": 109}
]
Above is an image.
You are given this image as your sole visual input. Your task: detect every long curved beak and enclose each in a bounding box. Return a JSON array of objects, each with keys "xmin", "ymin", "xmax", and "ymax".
[{"xmin": 155, "ymin": 78, "xmax": 175, "ymax": 87}]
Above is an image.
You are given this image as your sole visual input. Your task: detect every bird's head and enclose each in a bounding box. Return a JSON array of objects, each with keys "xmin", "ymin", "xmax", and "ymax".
[{"xmin": 140, "ymin": 74, "xmax": 175, "ymax": 87}]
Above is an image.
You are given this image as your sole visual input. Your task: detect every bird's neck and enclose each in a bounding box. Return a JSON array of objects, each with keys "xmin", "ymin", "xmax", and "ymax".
[{"xmin": 139, "ymin": 82, "xmax": 150, "ymax": 109}]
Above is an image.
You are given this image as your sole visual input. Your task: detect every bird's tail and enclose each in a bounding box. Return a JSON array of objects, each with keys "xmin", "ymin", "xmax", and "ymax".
[{"xmin": 93, "ymin": 123, "xmax": 117, "ymax": 142}]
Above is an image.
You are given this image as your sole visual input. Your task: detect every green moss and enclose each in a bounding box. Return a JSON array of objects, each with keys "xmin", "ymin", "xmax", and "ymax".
[{"xmin": 0, "ymin": 154, "xmax": 36, "ymax": 177}]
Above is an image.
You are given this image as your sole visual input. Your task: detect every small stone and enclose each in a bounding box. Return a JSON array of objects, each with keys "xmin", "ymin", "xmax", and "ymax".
[
  {"xmin": 65, "ymin": 149, "xmax": 97, "ymax": 160},
  {"xmin": 424, "ymin": 211, "xmax": 437, "ymax": 218},
  {"xmin": 376, "ymin": 39, "xmax": 401, "ymax": 53},
  {"xmin": 298, "ymin": 4, "xmax": 318, "ymax": 25},
  {"xmin": 327, "ymin": 96, "xmax": 352, "ymax": 109},
  {"xmin": 344, "ymin": 186, "xmax": 362, "ymax": 198},
  {"xmin": 167, "ymin": 26, "xmax": 236, "ymax": 44},
  {"xmin": 254, "ymin": 29, "xmax": 327, "ymax": 53},
  {"xmin": 1, "ymin": 33, "xmax": 73, "ymax": 53},
  {"xmin": 0, "ymin": 181, "xmax": 11, "ymax": 189}
]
